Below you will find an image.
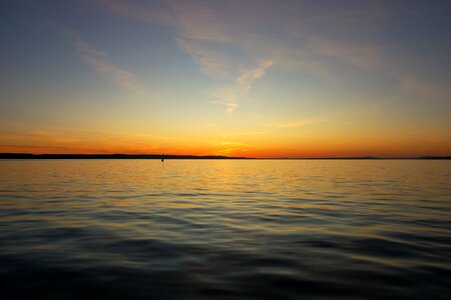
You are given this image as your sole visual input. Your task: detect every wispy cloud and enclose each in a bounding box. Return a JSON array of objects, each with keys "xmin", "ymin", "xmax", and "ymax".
[
  {"xmin": 210, "ymin": 60, "xmax": 274, "ymax": 112},
  {"xmin": 208, "ymin": 139, "xmax": 248, "ymax": 156},
  {"xmin": 99, "ymin": 0, "xmax": 423, "ymax": 111},
  {"xmin": 0, "ymin": 127, "xmax": 182, "ymax": 154},
  {"xmin": 100, "ymin": 0, "xmax": 396, "ymax": 74},
  {"xmin": 309, "ymin": 37, "xmax": 383, "ymax": 70},
  {"xmin": 101, "ymin": 0, "xmax": 230, "ymax": 42},
  {"xmin": 400, "ymin": 75, "xmax": 436, "ymax": 96},
  {"xmin": 100, "ymin": 0, "xmax": 277, "ymax": 111},
  {"xmin": 236, "ymin": 60, "xmax": 273, "ymax": 91},
  {"xmin": 99, "ymin": 1, "xmax": 392, "ymax": 77},
  {"xmin": 99, "ymin": 0, "xmax": 174, "ymax": 27},
  {"xmin": 170, "ymin": 1, "xmax": 231, "ymax": 43},
  {"xmin": 176, "ymin": 38, "xmax": 231, "ymax": 78},
  {"xmin": 67, "ymin": 30, "xmax": 143, "ymax": 93},
  {"xmin": 0, "ymin": 130, "xmax": 80, "ymax": 144},
  {"xmin": 399, "ymin": 75, "xmax": 451, "ymax": 104},
  {"xmin": 210, "ymin": 86, "xmax": 239, "ymax": 112}
]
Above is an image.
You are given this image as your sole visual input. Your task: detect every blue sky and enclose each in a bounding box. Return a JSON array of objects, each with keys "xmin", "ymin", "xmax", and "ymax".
[{"xmin": 1, "ymin": 0, "xmax": 450, "ymax": 157}]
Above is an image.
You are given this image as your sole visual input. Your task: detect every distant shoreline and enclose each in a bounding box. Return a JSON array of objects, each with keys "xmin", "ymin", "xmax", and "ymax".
[{"xmin": 1, "ymin": 153, "xmax": 450, "ymax": 160}]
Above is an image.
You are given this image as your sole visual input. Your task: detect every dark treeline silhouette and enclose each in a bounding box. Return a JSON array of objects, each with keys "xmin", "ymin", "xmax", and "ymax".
[{"xmin": 0, "ymin": 153, "xmax": 450, "ymax": 159}]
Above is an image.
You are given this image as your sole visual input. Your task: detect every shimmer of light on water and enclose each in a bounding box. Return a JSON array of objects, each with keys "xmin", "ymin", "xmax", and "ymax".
[{"xmin": 0, "ymin": 159, "xmax": 450, "ymax": 299}]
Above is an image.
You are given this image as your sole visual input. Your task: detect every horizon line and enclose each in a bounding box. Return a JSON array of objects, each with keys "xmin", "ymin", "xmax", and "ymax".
[{"xmin": 1, "ymin": 153, "xmax": 450, "ymax": 160}]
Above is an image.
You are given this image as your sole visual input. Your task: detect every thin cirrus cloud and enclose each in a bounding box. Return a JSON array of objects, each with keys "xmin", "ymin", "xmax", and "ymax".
[
  {"xmin": 100, "ymin": 0, "xmax": 395, "ymax": 74},
  {"xmin": 0, "ymin": 130, "xmax": 80, "ymax": 144},
  {"xmin": 99, "ymin": 0, "xmax": 443, "ymax": 113},
  {"xmin": 236, "ymin": 60, "xmax": 274, "ymax": 91},
  {"xmin": 210, "ymin": 86, "xmax": 239, "ymax": 113},
  {"xmin": 100, "ymin": 2, "xmax": 393, "ymax": 75},
  {"xmin": 176, "ymin": 38, "xmax": 232, "ymax": 78},
  {"xmin": 67, "ymin": 30, "xmax": 143, "ymax": 93},
  {"xmin": 399, "ymin": 75, "xmax": 451, "ymax": 104},
  {"xmin": 210, "ymin": 60, "xmax": 274, "ymax": 112},
  {"xmin": 101, "ymin": 0, "xmax": 231, "ymax": 43},
  {"xmin": 100, "ymin": 0, "xmax": 276, "ymax": 111},
  {"xmin": 308, "ymin": 37, "xmax": 384, "ymax": 71}
]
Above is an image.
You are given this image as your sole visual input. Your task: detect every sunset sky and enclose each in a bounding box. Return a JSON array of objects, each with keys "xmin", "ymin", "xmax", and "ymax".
[{"xmin": 1, "ymin": 0, "xmax": 450, "ymax": 157}]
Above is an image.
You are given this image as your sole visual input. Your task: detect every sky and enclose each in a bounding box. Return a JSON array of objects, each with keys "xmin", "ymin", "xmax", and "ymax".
[{"xmin": 1, "ymin": 0, "xmax": 450, "ymax": 158}]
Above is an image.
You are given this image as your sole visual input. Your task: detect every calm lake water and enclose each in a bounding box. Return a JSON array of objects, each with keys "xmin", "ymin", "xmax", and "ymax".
[{"xmin": 0, "ymin": 159, "xmax": 450, "ymax": 299}]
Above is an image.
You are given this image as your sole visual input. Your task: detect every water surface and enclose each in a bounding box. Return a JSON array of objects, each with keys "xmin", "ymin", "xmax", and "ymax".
[{"xmin": 0, "ymin": 159, "xmax": 450, "ymax": 299}]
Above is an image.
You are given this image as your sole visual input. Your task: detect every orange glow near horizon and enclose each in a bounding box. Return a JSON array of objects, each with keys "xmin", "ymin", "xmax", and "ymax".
[
  {"xmin": 1, "ymin": 1, "xmax": 450, "ymax": 158},
  {"xmin": 1, "ymin": 128, "xmax": 449, "ymax": 158}
]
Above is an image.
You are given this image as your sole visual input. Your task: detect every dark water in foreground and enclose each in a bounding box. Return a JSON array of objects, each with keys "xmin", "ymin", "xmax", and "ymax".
[{"xmin": 0, "ymin": 159, "xmax": 450, "ymax": 299}]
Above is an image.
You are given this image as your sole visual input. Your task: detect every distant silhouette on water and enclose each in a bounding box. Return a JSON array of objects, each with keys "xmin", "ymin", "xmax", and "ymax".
[{"xmin": 161, "ymin": 154, "xmax": 164, "ymax": 162}]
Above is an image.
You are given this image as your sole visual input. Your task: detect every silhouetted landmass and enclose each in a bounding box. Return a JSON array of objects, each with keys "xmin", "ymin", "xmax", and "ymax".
[
  {"xmin": 0, "ymin": 153, "xmax": 248, "ymax": 159},
  {"xmin": 274, "ymin": 156, "xmax": 451, "ymax": 160},
  {"xmin": 415, "ymin": 156, "xmax": 451, "ymax": 159},
  {"xmin": 271, "ymin": 156, "xmax": 381, "ymax": 160},
  {"xmin": 1, "ymin": 153, "xmax": 450, "ymax": 159}
]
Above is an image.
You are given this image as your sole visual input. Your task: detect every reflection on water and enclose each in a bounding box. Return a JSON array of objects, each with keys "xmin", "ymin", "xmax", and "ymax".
[{"xmin": 0, "ymin": 159, "xmax": 450, "ymax": 299}]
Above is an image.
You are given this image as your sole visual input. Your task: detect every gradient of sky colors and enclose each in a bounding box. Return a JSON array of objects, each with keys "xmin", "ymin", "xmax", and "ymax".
[{"xmin": 1, "ymin": 0, "xmax": 450, "ymax": 157}]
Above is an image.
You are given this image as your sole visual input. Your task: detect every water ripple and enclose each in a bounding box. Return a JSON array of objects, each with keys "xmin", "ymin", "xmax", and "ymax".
[{"xmin": 0, "ymin": 159, "xmax": 450, "ymax": 299}]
